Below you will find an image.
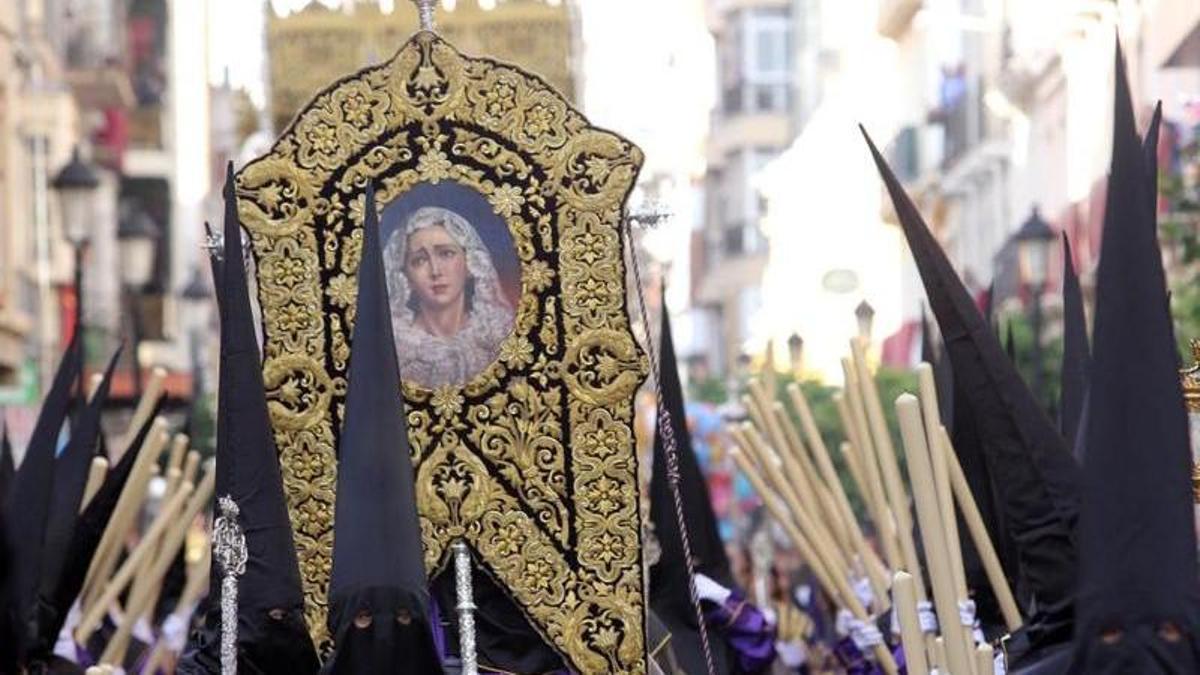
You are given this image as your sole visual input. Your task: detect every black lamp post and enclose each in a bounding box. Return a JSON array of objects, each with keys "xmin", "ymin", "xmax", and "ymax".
[
  {"xmin": 181, "ymin": 265, "xmax": 212, "ymax": 446},
  {"xmin": 118, "ymin": 208, "xmax": 159, "ymax": 399},
  {"xmin": 51, "ymin": 146, "xmax": 100, "ymax": 402},
  {"xmin": 855, "ymin": 300, "xmax": 876, "ymax": 342},
  {"xmin": 1014, "ymin": 206, "xmax": 1056, "ymax": 404},
  {"xmin": 787, "ymin": 332, "xmax": 804, "ymax": 376}
]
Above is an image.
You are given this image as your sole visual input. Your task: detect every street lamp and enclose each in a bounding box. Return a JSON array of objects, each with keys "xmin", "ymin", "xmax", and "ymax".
[
  {"xmin": 118, "ymin": 208, "xmax": 159, "ymax": 399},
  {"xmin": 51, "ymin": 146, "xmax": 100, "ymax": 401},
  {"xmin": 1014, "ymin": 206, "xmax": 1056, "ymax": 405},
  {"xmin": 855, "ymin": 300, "xmax": 876, "ymax": 342},
  {"xmin": 787, "ymin": 332, "xmax": 804, "ymax": 376},
  {"xmin": 1014, "ymin": 206, "xmax": 1055, "ymax": 291}
]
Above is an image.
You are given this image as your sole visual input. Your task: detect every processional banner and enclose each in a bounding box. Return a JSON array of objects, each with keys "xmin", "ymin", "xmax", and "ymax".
[{"xmin": 235, "ymin": 31, "xmax": 650, "ymax": 673}]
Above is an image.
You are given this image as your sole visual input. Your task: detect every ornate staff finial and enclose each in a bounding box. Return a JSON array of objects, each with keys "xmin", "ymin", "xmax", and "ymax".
[
  {"xmin": 413, "ymin": 0, "xmax": 436, "ymax": 32},
  {"xmin": 213, "ymin": 495, "xmax": 248, "ymax": 675}
]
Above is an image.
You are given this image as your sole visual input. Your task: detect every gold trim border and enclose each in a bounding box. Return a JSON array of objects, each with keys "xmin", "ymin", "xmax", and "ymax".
[{"xmin": 235, "ymin": 32, "xmax": 649, "ymax": 672}]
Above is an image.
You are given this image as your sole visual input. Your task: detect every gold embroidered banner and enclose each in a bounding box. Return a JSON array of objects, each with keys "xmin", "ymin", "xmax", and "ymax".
[{"xmin": 236, "ymin": 32, "xmax": 649, "ymax": 673}]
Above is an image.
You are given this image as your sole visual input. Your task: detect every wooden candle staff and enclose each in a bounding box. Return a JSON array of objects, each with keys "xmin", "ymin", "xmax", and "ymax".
[
  {"xmin": 76, "ymin": 480, "xmax": 194, "ymax": 644},
  {"xmin": 101, "ymin": 468, "xmax": 215, "ymax": 666},
  {"xmin": 80, "ymin": 456, "xmax": 109, "ymax": 513},
  {"xmin": 840, "ymin": 359, "xmax": 900, "ymax": 571},
  {"xmin": 729, "ymin": 447, "xmax": 898, "ymax": 675},
  {"xmin": 788, "ymin": 383, "xmax": 891, "ymax": 602},
  {"xmin": 737, "ymin": 424, "xmax": 854, "ymax": 580},
  {"xmin": 916, "ymin": 365, "xmax": 972, "ymax": 614},
  {"xmin": 895, "ymin": 394, "xmax": 974, "ymax": 675},
  {"xmin": 81, "ymin": 420, "xmax": 170, "ymax": 612},
  {"xmin": 939, "ymin": 425, "xmax": 1022, "ymax": 632},
  {"xmin": 892, "ymin": 571, "xmax": 929, "ymax": 675},
  {"xmin": 850, "ymin": 341, "xmax": 926, "ymax": 603}
]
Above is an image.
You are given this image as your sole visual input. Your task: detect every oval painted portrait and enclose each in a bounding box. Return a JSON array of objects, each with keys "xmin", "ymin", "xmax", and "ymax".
[{"xmin": 378, "ymin": 181, "xmax": 520, "ymax": 389}]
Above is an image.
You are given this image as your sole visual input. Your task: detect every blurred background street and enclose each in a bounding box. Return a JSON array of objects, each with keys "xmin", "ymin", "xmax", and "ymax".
[{"xmin": 1, "ymin": 0, "xmax": 1198, "ymax": 533}]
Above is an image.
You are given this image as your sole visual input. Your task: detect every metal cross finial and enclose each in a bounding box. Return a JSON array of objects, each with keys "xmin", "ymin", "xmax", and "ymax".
[
  {"xmin": 413, "ymin": 0, "xmax": 436, "ymax": 32},
  {"xmin": 626, "ymin": 202, "xmax": 673, "ymax": 230}
]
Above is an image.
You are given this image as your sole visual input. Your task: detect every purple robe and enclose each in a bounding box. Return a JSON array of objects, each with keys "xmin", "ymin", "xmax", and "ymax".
[
  {"xmin": 702, "ymin": 589, "xmax": 778, "ymax": 674},
  {"xmin": 832, "ymin": 636, "xmax": 907, "ymax": 675}
]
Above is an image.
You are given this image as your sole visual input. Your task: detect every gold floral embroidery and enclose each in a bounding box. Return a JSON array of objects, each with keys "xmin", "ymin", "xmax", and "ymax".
[{"xmin": 237, "ymin": 33, "xmax": 648, "ymax": 672}]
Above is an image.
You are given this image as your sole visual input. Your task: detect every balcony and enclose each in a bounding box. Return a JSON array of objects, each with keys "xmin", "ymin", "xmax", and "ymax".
[
  {"xmin": 929, "ymin": 82, "xmax": 987, "ymax": 171},
  {"xmin": 719, "ymin": 222, "xmax": 767, "ymax": 259},
  {"xmin": 721, "ymin": 81, "xmax": 791, "ymax": 118}
]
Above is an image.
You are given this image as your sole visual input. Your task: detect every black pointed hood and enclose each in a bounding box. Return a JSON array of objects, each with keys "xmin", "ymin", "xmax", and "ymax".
[
  {"xmin": 920, "ymin": 307, "xmax": 936, "ymax": 366},
  {"xmin": 984, "ymin": 281, "xmax": 996, "ymax": 328},
  {"xmin": 1071, "ymin": 44, "xmax": 1200, "ymax": 673},
  {"xmin": 33, "ymin": 399, "xmax": 162, "ymax": 656},
  {"xmin": 2, "ymin": 332, "xmax": 81, "ymax": 656},
  {"xmin": 182, "ymin": 163, "xmax": 317, "ymax": 674},
  {"xmin": 648, "ymin": 291, "xmax": 735, "ymax": 675},
  {"xmin": 0, "ymin": 506, "xmax": 14, "ymax": 673},
  {"xmin": 863, "ymin": 127, "xmax": 1078, "ymax": 638},
  {"xmin": 0, "ymin": 424, "xmax": 13, "ymax": 500},
  {"xmin": 1143, "ymin": 101, "xmax": 1162, "ymax": 228},
  {"xmin": 37, "ymin": 346, "xmax": 121, "ymax": 619},
  {"xmin": 324, "ymin": 183, "xmax": 440, "ymax": 674},
  {"xmin": 923, "ymin": 307, "xmax": 956, "ymax": 429},
  {"xmin": 1059, "ymin": 235, "xmax": 1089, "ymax": 455}
]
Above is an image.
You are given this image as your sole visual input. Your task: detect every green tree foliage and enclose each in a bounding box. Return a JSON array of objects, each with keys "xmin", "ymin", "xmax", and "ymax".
[
  {"xmin": 1159, "ymin": 132, "xmax": 1200, "ymax": 361},
  {"xmin": 996, "ymin": 312, "xmax": 1064, "ymax": 414},
  {"xmin": 189, "ymin": 390, "xmax": 216, "ymax": 461},
  {"xmin": 688, "ymin": 365, "xmax": 918, "ymax": 520}
]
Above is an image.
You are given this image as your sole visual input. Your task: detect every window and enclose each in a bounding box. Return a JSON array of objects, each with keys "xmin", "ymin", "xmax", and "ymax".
[
  {"xmin": 723, "ymin": 224, "xmax": 747, "ymax": 257},
  {"xmin": 719, "ymin": 7, "xmax": 792, "ymax": 115},
  {"xmin": 742, "ymin": 8, "xmax": 791, "ymax": 114}
]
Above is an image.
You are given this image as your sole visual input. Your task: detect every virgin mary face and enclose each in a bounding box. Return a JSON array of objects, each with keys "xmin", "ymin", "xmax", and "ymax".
[{"xmin": 403, "ymin": 224, "xmax": 469, "ymax": 315}]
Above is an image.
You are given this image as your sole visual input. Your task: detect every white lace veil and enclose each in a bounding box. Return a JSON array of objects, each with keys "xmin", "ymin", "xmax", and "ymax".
[{"xmin": 383, "ymin": 206, "xmax": 514, "ymax": 326}]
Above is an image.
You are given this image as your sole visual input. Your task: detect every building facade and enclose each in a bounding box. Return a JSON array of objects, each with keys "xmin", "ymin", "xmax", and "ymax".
[
  {"xmin": 0, "ymin": 0, "xmax": 215, "ymax": 444},
  {"xmin": 692, "ymin": 0, "xmax": 794, "ymax": 377},
  {"xmin": 871, "ymin": 0, "xmax": 1188, "ymax": 363}
]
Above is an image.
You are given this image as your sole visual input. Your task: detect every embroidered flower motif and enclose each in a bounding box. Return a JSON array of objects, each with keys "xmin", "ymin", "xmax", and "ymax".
[
  {"xmin": 431, "ymin": 386, "xmax": 464, "ymax": 419},
  {"xmin": 276, "ymin": 378, "xmax": 303, "ymax": 407},
  {"xmin": 275, "ymin": 303, "xmax": 310, "ymax": 333},
  {"xmin": 442, "ymin": 476, "xmax": 468, "ymax": 502},
  {"xmin": 523, "ymin": 104, "xmax": 555, "ymax": 138},
  {"xmin": 498, "ymin": 337, "xmax": 534, "ymax": 369},
  {"xmin": 581, "ymin": 417, "xmax": 628, "ymax": 458},
  {"xmin": 524, "ymin": 558, "xmax": 556, "ymax": 588},
  {"xmin": 493, "ymin": 520, "xmax": 526, "ymax": 558},
  {"xmin": 593, "ymin": 626, "xmax": 620, "ymax": 651},
  {"xmin": 489, "ymin": 183, "xmax": 525, "ymax": 217},
  {"xmin": 327, "ymin": 274, "xmax": 356, "ymax": 308},
  {"xmin": 305, "ymin": 122, "xmax": 340, "ymax": 156},
  {"xmin": 296, "ymin": 498, "xmax": 331, "ymax": 538},
  {"xmin": 341, "ymin": 91, "xmax": 373, "ymax": 128},
  {"xmin": 582, "ymin": 531, "xmax": 624, "ymax": 566},
  {"xmin": 483, "ymin": 81, "xmax": 517, "ymax": 120},
  {"xmin": 417, "ymin": 149, "xmax": 453, "ymax": 182},
  {"xmin": 584, "ymin": 476, "xmax": 624, "ymax": 515},
  {"xmin": 265, "ymin": 256, "xmax": 306, "ymax": 287},
  {"xmin": 524, "ymin": 259, "xmax": 554, "ymax": 292}
]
